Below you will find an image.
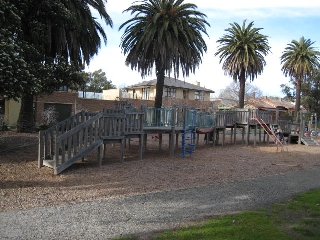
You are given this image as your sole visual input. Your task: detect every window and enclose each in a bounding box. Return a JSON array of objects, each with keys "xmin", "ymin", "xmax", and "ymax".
[
  {"xmin": 183, "ymin": 90, "xmax": 188, "ymax": 99},
  {"xmin": 195, "ymin": 91, "xmax": 204, "ymax": 100},
  {"xmin": 56, "ymin": 86, "xmax": 68, "ymax": 92},
  {"xmin": 165, "ymin": 87, "xmax": 176, "ymax": 97},
  {"xmin": 142, "ymin": 88, "xmax": 150, "ymax": 100}
]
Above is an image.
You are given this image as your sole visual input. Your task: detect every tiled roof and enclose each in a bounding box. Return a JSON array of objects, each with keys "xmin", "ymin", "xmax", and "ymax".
[
  {"xmin": 126, "ymin": 77, "xmax": 214, "ymax": 93},
  {"xmin": 261, "ymin": 98, "xmax": 295, "ymax": 109},
  {"xmin": 247, "ymin": 97, "xmax": 295, "ymax": 110}
]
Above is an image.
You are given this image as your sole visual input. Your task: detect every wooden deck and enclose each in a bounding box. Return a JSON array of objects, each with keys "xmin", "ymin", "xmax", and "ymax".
[{"xmin": 39, "ymin": 106, "xmax": 299, "ymax": 174}]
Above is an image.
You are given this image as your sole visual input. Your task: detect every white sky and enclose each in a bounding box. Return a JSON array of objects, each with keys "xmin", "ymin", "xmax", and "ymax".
[{"xmin": 87, "ymin": 0, "xmax": 320, "ymax": 97}]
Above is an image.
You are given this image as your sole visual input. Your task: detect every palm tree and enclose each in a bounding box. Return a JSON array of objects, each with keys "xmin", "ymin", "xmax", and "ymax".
[
  {"xmin": 280, "ymin": 37, "xmax": 320, "ymax": 114},
  {"xmin": 119, "ymin": 0, "xmax": 209, "ymax": 108},
  {"xmin": 16, "ymin": 0, "xmax": 113, "ymax": 132},
  {"xmin": 215, "ymin": 20, "xmax": 271, "ymax": 108}
]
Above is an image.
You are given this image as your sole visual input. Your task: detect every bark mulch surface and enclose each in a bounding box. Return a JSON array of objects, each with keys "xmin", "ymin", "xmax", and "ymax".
[{"xmin": 1, "ymin": 130, "xmax": 319, "ymax": 212}]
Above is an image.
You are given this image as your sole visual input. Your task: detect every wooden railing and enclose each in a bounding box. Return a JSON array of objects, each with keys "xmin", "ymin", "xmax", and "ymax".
[
  {"xmin": 125, "ymin": 111, "xmax": 145, "ymax": 135},
  {"xmin": 38, "ymin": 111, "xmax": 98, "ymax": 165},
  {"xmin": 224, "ymin": 111, "xmax": 235, "ymax": 126},
  {"xmin": 215, "ymin": 111, "xmax": 226, "ymax": 128},
  {"xmin": 39, "ymin": 108, "xmax": 145, "ymax": 174},
  {"xmin": 195, "ymin": 112, "xmax": 214, "ymax": 128},
  {"xmin": 54, "ymin": 113, "xmax": 103, "ymax": 174},
  {"xmin": 143, "ymin": 106, "xmax": 175, "ymax": 127},
  {"xmin": 39, "ymin": 106, "xmax": 276, "ymax": 174},
  {"xmin": 233, "ymin": 109, "xmax": 271, "ymax": 124},
  {"xmin": 141, "ymin": 107, "xmax": 272, "ymax": 129},
  {"xmin": 39, "ymin": 112, "xmax": 103, "ymax": 174}
]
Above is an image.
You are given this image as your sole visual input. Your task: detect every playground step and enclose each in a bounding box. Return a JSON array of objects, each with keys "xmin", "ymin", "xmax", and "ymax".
[{"xmin": 301, "ymin": 137, "xmax": 319, "ymax": 146}]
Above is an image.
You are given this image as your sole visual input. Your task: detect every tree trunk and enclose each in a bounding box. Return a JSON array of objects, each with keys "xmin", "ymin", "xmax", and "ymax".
[
  {"xmin": 154, "ymin": 68, "xmax": 165, "ymax": 108},
  {"xmin": 238, "ymin": 71, "xmax": 246, "ymax": 108},
  {"xmin": 295, "ymin": 77, "xmax": 301, "ymax": 115},
  {"xmin": 17, "ymin": 93, "xmax": 35, "ymax": 132}
]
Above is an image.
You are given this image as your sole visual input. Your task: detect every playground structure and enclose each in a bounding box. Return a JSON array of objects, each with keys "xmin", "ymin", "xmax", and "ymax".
[{"xmin": 38, "ymin": 102, "xmax": 318, "ymax": 174}]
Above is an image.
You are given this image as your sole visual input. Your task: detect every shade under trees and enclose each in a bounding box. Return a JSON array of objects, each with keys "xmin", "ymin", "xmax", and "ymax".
[
  {"xmin": 280, "ymin": 37, "xmax": 320, "ymax": 115},
  {"xmin": 1, "ymin": 0, "xmax": 113, "ymax": 132},
  {"xmin": 119, "ymin": 0, "xmax": 210, "ymax": 108},
  {"xmin": 215, "ymin": 20, "xmax": 271, "ymax": 108}
]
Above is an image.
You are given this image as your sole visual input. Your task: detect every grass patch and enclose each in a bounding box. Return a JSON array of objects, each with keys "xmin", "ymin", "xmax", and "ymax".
[
  {"xmin": 271, "ymin": 189, "xmax": 320, "ymax": 239},
  {"xmin": 153, "ymin": 211, "xmax": 289, "ymax": 240},
  {"xmin": 114, "ymin": 189, "xmax": 320, "ymax": 240}
]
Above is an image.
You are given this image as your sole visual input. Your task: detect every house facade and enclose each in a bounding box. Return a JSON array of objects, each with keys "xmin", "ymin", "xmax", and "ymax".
[
  {"xmin": 1, "ymin": 78, "xmax": 215, "ymax": 127},
  {"xmin": 0, "ymin": 96, "xmax": 21, "ymax": 127},
  {"xmin": 124, "ymin": 77, "xmax": 214, "ymax": 102}
]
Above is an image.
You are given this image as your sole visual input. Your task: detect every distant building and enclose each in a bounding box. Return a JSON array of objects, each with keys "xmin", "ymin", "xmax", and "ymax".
[
  {"xmin": 245, "ymin": 96, "xmax": 296, "ymax": 121},
  {"xmin": 0, "ymin": 96, "xmax": 21, "ymax": 127},
  {"xmin": 124, "ymin": 77, "xmax": 214, "ymax": 101}
]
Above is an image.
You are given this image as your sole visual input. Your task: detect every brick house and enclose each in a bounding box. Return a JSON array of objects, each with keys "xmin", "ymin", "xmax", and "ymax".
[
  {"xmin": 245, "ymin": 96, "xmax": 296, "ymax": 122},
  {"xmin": 124, "ymin": 77, "xmax": 214, "ymax": 102}
]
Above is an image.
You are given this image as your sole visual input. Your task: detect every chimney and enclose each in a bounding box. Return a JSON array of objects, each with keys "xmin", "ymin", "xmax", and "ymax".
[
  {"xmin": 252, "ymin": 92, "xmax": 256, "ymax": 99},
  {"xmin": 194, "ymin": 81, "xmax": 200, "ymax": 86},
  {"xmin": 264, "ymin": 96, "xmax": 268, "ymax": 99}
]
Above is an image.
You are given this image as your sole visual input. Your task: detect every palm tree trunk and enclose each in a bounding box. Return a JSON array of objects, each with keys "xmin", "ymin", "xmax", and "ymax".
[
  {"xmin": 17, "ymin": 93, "xmax": 35, "ymax": 132},
  {"xmin": 238, "ymin": 71, "xmax": 246, "ymax": 108},
  {"xmin": 295, "ymin": 78, "xmax": 301, "ymax": 115},
  {"xmin": 154, "ymin": 68, "xmax": 165, "ymax": 108}
]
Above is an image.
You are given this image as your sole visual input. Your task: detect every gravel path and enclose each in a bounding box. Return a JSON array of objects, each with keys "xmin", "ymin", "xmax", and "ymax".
[{"xmin": 1, "ymin": 168, "xmax": 320, "ymax": 240}]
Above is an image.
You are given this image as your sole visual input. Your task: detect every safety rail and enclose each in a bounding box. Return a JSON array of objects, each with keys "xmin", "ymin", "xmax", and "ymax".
[
  {"xmin": 195, "ymin": 112, "xmax": 214, "ymax": 128},
  {"xmin": 38, "ymin": 111, "xmax": 99, "ymax": 165},
  {"xmin": 39, "ymin": 112, "xmax": 104, "ymax": 174}
]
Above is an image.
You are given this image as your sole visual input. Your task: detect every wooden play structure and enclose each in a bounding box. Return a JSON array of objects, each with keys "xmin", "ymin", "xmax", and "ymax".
[{"xmin": 38, "ymin": 102, "xmax": 318, "ymax": 174}]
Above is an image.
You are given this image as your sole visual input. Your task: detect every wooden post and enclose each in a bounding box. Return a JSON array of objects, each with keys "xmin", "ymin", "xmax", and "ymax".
[
  {"xmin": 138, "ymin": 135, "xmax": 143, "ymax": 160},
  {"xmin": 197, "ymin": 133, "xmax": 200, "ymax": 145},
  {"xmin": 143, "ymin": 134, "xmax": 147, "ymax": 151},
  {"xmin": 176, "ymin": 133, "xmax": 179, "ymax": 148},
  {"xmin": 120, "ymin": 138, "xmax": 125, "ymax": 162},
  {"xmin": 222, "ymin": 129, "xmax": 225, "ymax": 146},
  {"xmin": 246, "ymin": 126, "xmax": 250, "ymax": 146},
  {"xmin": 103, "ymin": 143, "xmax": 106, "ymax": 157},
  {"xmin": 234, "ymin": 124, "xmax": 237, "ymax": 144},
  {"xmin": 159, "ymin": 133, "xmax": 162, "ymax": 150},
  {"xmin": 246, "ymin": 109, "xmax": 250, "ymax": 146},
  {"xmin": 98, "ymin": 145, "xmax": 102, "ymax": 167},
  {"xmin": 254, "ymin": 124, "xmax": 257, "ymax": 146},
  {"xmin": 242, "ymin": 127, "xmax": 245, "ymax": 144}
]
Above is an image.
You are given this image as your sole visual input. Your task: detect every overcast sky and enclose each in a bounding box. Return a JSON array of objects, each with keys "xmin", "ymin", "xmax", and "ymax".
[{"xmin": 87, "ymin": 0, "xmax": 320, "ymax": 97}]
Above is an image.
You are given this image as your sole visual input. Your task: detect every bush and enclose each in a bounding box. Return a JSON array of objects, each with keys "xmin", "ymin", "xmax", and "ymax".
[
  {"xmin": 0, "ymin": 114, "xmax": 8, "ymax": 131},
  {"xmin": 41, "ymin": 107, "xmax": 58, "ymax": 127}
]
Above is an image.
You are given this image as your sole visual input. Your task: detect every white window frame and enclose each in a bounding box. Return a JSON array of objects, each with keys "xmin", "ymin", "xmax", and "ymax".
[
  {"xmin": 142, "ymin": 87, "xmax": 150, "ymax": 100},
  {"xmin": 195, "ymin": 91, "xmax": 204, "ymax": 100},
  {"xmin": 165, "ymin": 87, "xmax": 176, "ymax": 97}
]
